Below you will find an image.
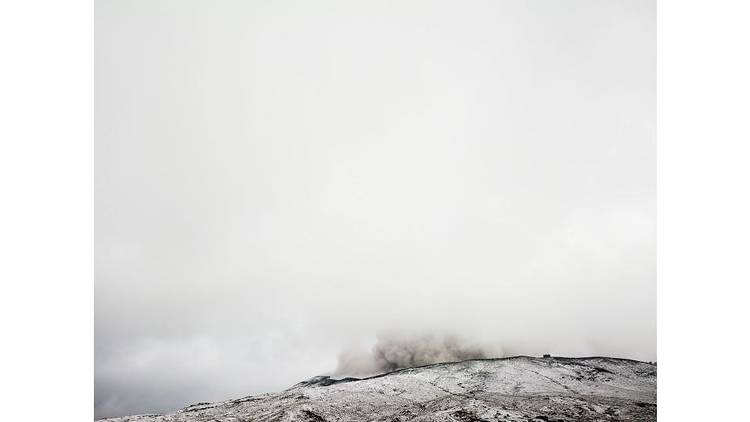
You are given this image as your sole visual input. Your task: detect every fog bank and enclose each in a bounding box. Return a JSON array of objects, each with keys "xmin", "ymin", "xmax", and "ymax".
[
  {"xmin": 96, "ymin": 0, "xmax": 654, "ymax": 419},
  {"xmin": 335, "ymin": 334, "xmax": 506, "ymax": 377}
]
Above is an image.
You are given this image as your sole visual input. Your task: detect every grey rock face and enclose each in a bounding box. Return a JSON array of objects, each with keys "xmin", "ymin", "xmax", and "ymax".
[{"xmin": 99, "ymin": 356, "xmax": 656, "ymax": 422}]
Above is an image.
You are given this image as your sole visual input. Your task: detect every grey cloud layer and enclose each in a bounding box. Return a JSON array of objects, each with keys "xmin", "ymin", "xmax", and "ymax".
[{"xmin": 96, "ymin": 0, "xmax": 654, "ymax": 419}]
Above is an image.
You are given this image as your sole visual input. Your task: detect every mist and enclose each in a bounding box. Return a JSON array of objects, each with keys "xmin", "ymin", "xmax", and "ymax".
[
  {"xmin": 95, "ymin": 0, "xmax": 654, "ymax": 419},
  {"xmin": 334, "ymin": 333, "xmax": 506, "ymax": 377}
]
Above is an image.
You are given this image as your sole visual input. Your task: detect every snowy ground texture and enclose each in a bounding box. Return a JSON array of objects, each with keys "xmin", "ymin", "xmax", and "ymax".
[{"xmin": 99, "ymin": 356, "xmax": 657, "ymax": 422}]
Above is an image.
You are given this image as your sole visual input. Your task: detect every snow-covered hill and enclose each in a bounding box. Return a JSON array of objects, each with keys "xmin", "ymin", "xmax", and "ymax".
[{"xmin": 98, "ymin": 356, "xmax": 656, "ymax": 421}]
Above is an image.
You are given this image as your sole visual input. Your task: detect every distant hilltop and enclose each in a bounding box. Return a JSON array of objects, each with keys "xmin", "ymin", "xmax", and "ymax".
[{"xmin": 98, "ymin": 356, "xmax": 656, "ymax": 422}]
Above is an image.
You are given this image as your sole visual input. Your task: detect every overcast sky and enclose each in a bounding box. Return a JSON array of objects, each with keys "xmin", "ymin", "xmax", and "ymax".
[{"xmin": 95, "ymin": 0, "xmax": 654, "ymax": 418}]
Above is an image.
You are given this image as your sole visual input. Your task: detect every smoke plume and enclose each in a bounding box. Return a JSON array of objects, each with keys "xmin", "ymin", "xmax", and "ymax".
[{"xmin": 334, "ymin": 334, "xmax": 506, "ymax": 377}]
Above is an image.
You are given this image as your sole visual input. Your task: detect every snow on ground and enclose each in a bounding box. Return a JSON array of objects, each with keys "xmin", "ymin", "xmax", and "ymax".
[{"xmin": 98, "ymin": 356, "xmax": 656, "ymax": 422}]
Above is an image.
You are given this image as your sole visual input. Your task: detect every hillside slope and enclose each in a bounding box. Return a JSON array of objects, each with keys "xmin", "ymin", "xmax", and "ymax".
[{"xmin": 99, "ymin": 356, "xmax": 656, "ymax": 422}]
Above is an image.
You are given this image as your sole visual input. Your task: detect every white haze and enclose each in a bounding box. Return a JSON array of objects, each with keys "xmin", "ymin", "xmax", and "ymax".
[{"xmin": 95, "ymin": 0, "xmax": 654, "ymax": 419}]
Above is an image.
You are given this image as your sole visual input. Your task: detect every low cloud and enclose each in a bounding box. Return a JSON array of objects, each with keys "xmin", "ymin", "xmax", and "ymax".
[
  {"xmin": 335, "ymin": 334, "xmax": 506, "ymax": 377},
  {"xmin": 96, "ymin": 0, "xmax": 654, "ymax": 418}
]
